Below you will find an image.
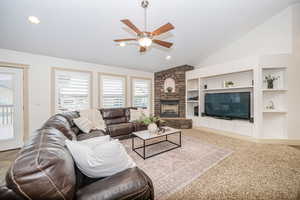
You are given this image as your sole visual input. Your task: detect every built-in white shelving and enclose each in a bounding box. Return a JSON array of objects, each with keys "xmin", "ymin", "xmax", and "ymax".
[
  {"xmin": 186, "ymin": 78, "xmax": 200, "ymax": 117},
  {"xmin": 187, "ymin": 101, "xmax": 199, "ymax": 103},
  {"xmin": 262, "ymin": 66, "xmax": 287, "ymax": 70},
  {"xmin": 203, "ymin": 86, "xmax": 253, "ymax": 92},
  {"xmin": 187, "ymin": 89, "xmax": 199, "ymax": 92},
  {"xmin": 185, "ymin": 54, "xmax": 290, "ymax": 141},
  {"xmin": 261, "ymin": 64, "xmax": 288, "ymax": 138},
  {"xmin": 262, "ymin": 89, "xmax": 287, "ymax": 92},
  {"xmin": 263, "ymin": 110, "xmax": 287, "ymax": 113}
]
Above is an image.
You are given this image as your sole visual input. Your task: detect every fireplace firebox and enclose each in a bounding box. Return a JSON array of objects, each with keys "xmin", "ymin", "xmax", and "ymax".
[{"xmin": 160, "ymin": 100, "xmax": 179, "ymax": 118}]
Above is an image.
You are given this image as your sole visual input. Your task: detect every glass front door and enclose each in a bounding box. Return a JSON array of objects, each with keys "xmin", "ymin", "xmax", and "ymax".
[{"xmin": 0, "ymin": 67, "xmax": 23, "ymax": 151}]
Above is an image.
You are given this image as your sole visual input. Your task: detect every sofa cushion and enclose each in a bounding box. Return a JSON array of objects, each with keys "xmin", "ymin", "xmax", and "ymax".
[
  {"xmin": 76, "ymin": 167, "xmax": 154, "ymax": 200},
  {"xmin": 43, "ymin": 114, "xmax": 77, "ymax": 140},
  {"xmin": 107, "ymin": 123, "xmax": 134, "ymax": 137},
  {"xmin": 105, "ymin": 116, "xmax": 127, "ymax": 125},
  {"xmin": 77, "ymin": 130, "xmax": 106, "ymax": 141},
  {"xmin": 133, "ymin": 121, "xmax": 148, "ymax": 132},
  {"xmin": 101, "ymin": 108, "xmax": 125, "ymax": 119},
  {"xmin": 6, "ymin": 127, "xmax": 76, "ymax": 200},
  {"xmin": 60, "ymin": 111, "xmax": 81, "ymax": 135}
]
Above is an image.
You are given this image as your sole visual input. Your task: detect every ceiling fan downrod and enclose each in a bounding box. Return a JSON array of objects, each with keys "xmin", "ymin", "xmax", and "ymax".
[{"xmin": 141, "ymin": 0, "xmax": 149, "ymax": 32}]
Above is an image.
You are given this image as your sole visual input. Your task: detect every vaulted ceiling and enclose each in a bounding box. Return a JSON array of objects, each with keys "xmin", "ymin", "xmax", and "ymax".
[{"xmin": 0, "ymin": 0, "xmax": 299, "ymax": 72}]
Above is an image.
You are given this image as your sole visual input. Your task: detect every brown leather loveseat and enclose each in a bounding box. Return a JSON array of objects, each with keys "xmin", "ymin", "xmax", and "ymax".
[
  {"xmin": 0, "ymin": 111, "xmax": 154, "ymax": 200},
  {"xmin": 100, "ymin": 107, "xmax": 147, "ymax": 139}
]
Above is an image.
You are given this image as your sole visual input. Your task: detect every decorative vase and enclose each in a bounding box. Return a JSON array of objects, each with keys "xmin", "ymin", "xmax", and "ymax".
[
  {"xmin": 148, "ymin": 123, "xmax": 157, "ymax": 133},
  {"xmin": 267, "ymin": 80, "xmax": 274, "ymax": 89},
  {"xmin": 167, "ymin": 87, "xmax": 173, "ymax": 93}
]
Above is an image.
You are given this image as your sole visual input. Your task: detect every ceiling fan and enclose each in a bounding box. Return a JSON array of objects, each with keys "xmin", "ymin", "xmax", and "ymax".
[{"xmin": 114, "ymin": 0, "xmax": 175, "ymax": 52}]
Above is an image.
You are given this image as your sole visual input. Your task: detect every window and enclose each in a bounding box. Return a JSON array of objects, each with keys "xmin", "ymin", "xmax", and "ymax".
[
  {"xmin": 54, "ymin": 69, "xmax": 91, "ymax": 113},
  {"xmin": 100, "ymin": 75, "xmax": 126, "ymax": 108},
  {"xmin": 132, "ymin": 78, "xmax": 151, "ymax": 109}
]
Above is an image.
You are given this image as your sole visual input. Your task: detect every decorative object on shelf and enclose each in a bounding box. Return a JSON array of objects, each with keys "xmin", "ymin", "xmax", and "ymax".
[
  {"xmin": 188, "ymin": 96, "xmax": 198, "ymax": 101},
  {"xmin": 164, "ymin": 78, "xmax": 175, "ymax": 93},
  {"xmin": 223, "ymin": 81, "xmax": 234, "ymax": 88},
  {"xmin": 138, "ymin": 115, "xmax": 165, "ymax": 133},
  {"xmin": 264, "ymin": 75, "xmax": 279, "ymax": 89},
  {"xmin": 204, "ymin": 84, "xmax": 207, "ymax": 89},
  {"xmin": 167, "ymin": 87, "xmax": 173, "ymax": 93},
  {"xmin": 266, "ymin": 100, "xmax": 275, "ymax": 110}
]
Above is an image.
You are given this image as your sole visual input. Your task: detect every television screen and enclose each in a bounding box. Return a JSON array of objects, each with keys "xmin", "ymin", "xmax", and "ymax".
[{"xmin": 205, "ymin": 92, "xmax": 250, "ymax": 120}]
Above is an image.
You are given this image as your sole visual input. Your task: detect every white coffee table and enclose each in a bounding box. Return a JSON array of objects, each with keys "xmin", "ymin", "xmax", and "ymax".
[{"xmin": 131, "ymin": 126, "xmax": 182, "ymax": 159}]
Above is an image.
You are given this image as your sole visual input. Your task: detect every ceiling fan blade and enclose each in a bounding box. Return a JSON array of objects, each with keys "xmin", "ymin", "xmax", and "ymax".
[
  {"xmin": 151, "ymin": 23, "xmax": 174, "ymax": 36},
  {"xmin": 140, "ymin": 46, "xmax": 146, "ymax": 52},
  {"xmin": 121, "ymin": 19, "xmax": 142, "ymax": 34},
  {"xmin": 153, "ymin": 40, "xmax": 173, "ymax": 48},
  {"xmin": 114, "ymin": 38, "xmax": 137, "ymax": 42}
]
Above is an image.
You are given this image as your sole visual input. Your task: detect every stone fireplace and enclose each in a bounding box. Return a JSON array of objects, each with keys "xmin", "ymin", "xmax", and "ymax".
[
  {"xmin": 160, "ymin": 100, "xmax": 179, "ymax": 118},
  {"xmin": 154, "ymin": 65, "xmax": 194, "ymax": 129}
]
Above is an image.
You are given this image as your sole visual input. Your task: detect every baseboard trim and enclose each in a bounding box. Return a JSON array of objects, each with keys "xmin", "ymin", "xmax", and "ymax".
[{"xmin": 194, "ymin": 126, "xmax": 300, "ymax": 145}]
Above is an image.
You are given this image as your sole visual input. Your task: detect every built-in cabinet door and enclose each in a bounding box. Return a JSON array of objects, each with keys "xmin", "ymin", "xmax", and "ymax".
[{"xmin": 0, "ymin": 67, "xmax": 23, "ymax": 151}]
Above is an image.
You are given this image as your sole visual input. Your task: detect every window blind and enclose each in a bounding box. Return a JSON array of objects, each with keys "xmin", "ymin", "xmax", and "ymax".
[
  {"xmin": 55, "ymin": 70, "xmax": 91, "ymax": 113},
  {"xmin": 132, "ymin": 79, "xmax": 151, "ymax": 108},
  {"xmin": 101, "ymin": 75, "xmax": 125, "ymax": 108}
]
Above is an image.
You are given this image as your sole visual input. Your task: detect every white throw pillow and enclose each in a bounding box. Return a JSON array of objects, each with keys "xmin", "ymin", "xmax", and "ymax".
[
  {"xmin": 73, "ymin": 117, "xmax": 93, "ymax": 133},
  {"xmin": 79, "ymin": 109, "xmax": 106, "ymax": 131},
  {"xmin": 130, "ymin": 109, "xmax": 143, "ymax": 122},
  {"xmin": 140, "ymin": 108, "xmax": 150, "ymax": 118},
  {"xmin": 93, "ymin": 109, "xmax": 106, "ymax": 131},
  {"xmin": 79, "ymin": 135, "xmax": 111, "ymax": 149},
  {"xmin": 65, "ymin": 139, "xmax": 136, "ymax": 178}
]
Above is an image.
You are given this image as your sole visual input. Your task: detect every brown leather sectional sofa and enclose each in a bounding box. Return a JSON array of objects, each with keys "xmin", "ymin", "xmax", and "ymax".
[
  {"xmin": 0, "ymin": 111, "xmax": 154, "ymax": 200},
  {"xmin": 100, "ymin": 107, "xmax": 147, "ymax": 139}
]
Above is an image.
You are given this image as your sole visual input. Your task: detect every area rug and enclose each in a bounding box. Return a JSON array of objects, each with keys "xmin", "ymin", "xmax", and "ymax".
[{"xmin": 121, "ymin": 135, "xmax": 233, "ymax": 200}]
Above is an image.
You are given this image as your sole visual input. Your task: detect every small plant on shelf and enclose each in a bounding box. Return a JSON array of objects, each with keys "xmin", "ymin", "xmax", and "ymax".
[
  {"xmin": 224, "ymin": 81, "xmax": 234, "ymax": 88},
  {"xmin": 264, "ymin": 75, "xmax": 279, "ymax": 89}
]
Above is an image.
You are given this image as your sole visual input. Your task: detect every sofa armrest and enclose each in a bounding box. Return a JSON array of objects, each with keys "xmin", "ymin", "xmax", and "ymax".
[
  {"xmin": 76, "ymin": 167, "xmax": 154, "ymax": 200},
  {"xmin": 0, "ymin": 185, "xmax": 26, "ymax": 200}
]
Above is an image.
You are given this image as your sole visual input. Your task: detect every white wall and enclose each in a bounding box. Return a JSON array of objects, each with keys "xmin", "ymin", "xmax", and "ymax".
[
  {"xmin": 188, "ymin": 4, "xmax": 300, "ymax": 140},
  {"xmin": 0, "ymin": 49, "xmax": 154, "ymax": 135},
  {"xmin": 199, "ymin": 6, "xmax": 293, "ymax": 66},
  {"xmin": 287, "ymin": 4, "xmax": 300, "ymax": 139}
]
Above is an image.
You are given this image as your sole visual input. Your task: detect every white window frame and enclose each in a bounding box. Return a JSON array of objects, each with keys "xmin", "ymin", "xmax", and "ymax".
[
  {"xmin": 52, "ymin": 68, "xmax": 92, "ymax": 114},
  {"xmin": 99, "ymin": 73, "xmax": 127, "ymax": 108},
  {"xmin": 131, "ymin": 77, "xmax": 152, "ymax": 111}
]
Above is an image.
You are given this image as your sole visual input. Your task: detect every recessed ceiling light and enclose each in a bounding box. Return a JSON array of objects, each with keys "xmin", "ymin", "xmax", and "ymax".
[
  {"xmin": 166, "ymin": 55, "xmax": 171, "ymax": 60},
  {"xmin": 120, "ymin": 42, "xmax": 126, "ymax": 47},
  {"xmin": 28, "ymin": 16, "xmax": 40, "ymax": 24}
]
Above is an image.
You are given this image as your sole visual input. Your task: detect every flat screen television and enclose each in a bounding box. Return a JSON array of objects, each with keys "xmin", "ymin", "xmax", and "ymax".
[{"xmin": 205, "ymin": 92, "xmax": 251, "ymax": 120}]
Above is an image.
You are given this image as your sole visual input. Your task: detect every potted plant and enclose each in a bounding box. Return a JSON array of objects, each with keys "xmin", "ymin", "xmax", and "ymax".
[
  {"xmin": 264, "ymin": 75, "xmax": 279, "ymax": 89},
  {"xmin": 139, "ymin": 115, "xmax": 165, "ymax": 133}
]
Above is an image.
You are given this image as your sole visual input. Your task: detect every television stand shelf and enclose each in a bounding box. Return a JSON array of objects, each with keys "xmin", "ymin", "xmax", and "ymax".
[{"xmin": 203, "ymin": 86, "xmax": 253, "ymax": 92}]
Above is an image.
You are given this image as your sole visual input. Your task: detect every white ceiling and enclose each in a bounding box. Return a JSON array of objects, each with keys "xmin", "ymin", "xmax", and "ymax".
[{"xmin": 0, "ymin": 0, "xmax": 299, "ymax": 72}]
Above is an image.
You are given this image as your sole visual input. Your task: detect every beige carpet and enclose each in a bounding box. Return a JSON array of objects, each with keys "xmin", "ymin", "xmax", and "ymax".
[{"xmin": 121, "ymin": 135, "xmax": 232, "ymax": 200}]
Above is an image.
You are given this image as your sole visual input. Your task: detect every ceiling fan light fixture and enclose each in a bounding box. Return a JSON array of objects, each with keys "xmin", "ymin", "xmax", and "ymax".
[
  {"xmin": 119, "ymin": 42, "xmax": 126, "ymax": 47},
  {"xmin": 138, "ymin": 37, "xmax": 152, "ymax": 47}
]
